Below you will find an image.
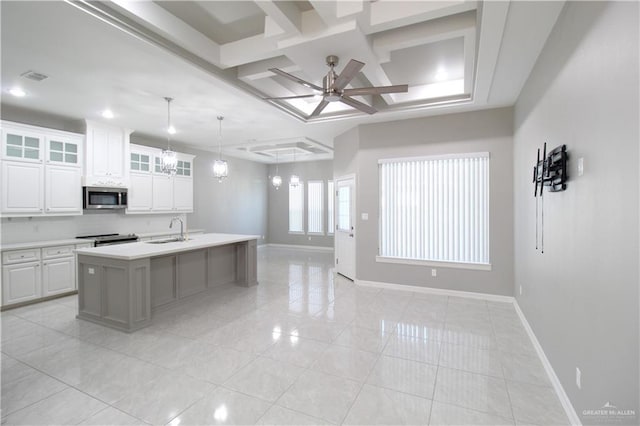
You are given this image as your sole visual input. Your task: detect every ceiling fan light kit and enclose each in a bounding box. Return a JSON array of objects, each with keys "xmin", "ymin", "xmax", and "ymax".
[{"xmin": 266, "ymin": 55, "xmax": 408, "ymax": 117}]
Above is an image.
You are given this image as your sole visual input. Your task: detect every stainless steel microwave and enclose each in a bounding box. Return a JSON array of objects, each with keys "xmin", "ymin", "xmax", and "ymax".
[{"xmin": 83, "ymin": 187, "xmax": 128, "ymax": 210}]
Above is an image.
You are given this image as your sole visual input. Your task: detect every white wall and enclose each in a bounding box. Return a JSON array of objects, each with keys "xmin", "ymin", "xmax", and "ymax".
[{"xmin": 514, "ymin": 1, "xmax": 639, "ymax": 420}]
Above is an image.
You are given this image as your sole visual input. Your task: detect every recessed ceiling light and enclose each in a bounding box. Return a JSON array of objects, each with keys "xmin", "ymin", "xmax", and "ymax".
[
  {"xmin": 101, "ymin": 109, "xmax": 114, "ymax": 119},
  {"xmin": 167, "ymin": 125, "xmax": 176, "ymax": 135},
  {"xmin": 9, "ymin": 87, "xmax": 26, "ymax": 97}
]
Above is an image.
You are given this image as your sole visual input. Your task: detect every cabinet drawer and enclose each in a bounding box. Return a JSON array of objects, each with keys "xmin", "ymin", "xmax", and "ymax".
[
  {"xmin": 75, "ymin": 243, "xmax": 94, "ymax": 250},
  {"xmin": 42, "ymin": 245, "xmax": 75, "ymax": 259},
  {"xmin": 2, "ymin": 248, "xmax": 41, "ymax": 265}
]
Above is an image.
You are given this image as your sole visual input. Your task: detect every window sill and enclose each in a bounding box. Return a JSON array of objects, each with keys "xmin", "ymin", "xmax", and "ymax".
[
  {"xmin": 288, "ymin": 231, "xmax": 305, "ymax": 235},
  {"xmin": 375, "ymin": 256, "xmax": 492, "ymax": 271},
  {"xmin": 307, "ymin": 232, "xmax": 326, "ymax": 236}
]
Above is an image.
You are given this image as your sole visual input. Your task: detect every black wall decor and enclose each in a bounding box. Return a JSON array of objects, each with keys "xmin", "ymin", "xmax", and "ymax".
[{"xmin": 532, "ymin": 143, "xmax": 568, "ymax": 253}]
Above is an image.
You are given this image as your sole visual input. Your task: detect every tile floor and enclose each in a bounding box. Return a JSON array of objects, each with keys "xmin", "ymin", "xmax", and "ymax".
[{"xmin": 0, "ymin": 247, "xmax": 570, "ymax": 425}]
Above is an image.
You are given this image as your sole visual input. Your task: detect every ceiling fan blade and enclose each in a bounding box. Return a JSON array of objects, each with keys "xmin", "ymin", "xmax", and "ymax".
[
  {"xmin": 340, "ymin": 96, "xmax": 377, "ymax": 114},
  {"xmin": 333, "ymin": 59, "xmax": 365, "ymax": 90},
  {"xmin": 263, "ymin": 94, "xmax": 318, "ymax": 100},
  {"xmin": 309, "ymin": 99, "xmax": 330, "ymax": 117},
  {"xmin": 343, "ymin": 84, "xmax": 409, "ymax": 97},
  {"xmin": 269, "ymin": 68, "xmax": 323, "ymax": 92}
]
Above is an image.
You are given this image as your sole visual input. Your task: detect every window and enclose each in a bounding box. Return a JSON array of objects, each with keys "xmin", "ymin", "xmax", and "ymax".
[
  {"xmin": 288, "ymin": 183, "xmax": 304, "ymax": 233},
  {"xmin": 327, "ymin": 181, "xmax": 335, "ymax": 234},
  {"xmin": 337, "ymin": 185, "xmax": 351, "ymax": 232},
  {"xmin": 307, "ymin": 181, "xmax": 324, "ymax": 234},
  {"xmin": 378, "ymin": 153, "xmax": 490, "ymax": 267},
  {"xmin": 130, "ymin": 153, "xmax": 150, "ymax": 172},
  {"xmin": 176, "ymin": 160, "xmax": 191, "ymax": 176}
]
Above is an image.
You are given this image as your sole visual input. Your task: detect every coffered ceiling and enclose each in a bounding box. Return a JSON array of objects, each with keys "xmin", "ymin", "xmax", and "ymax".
[{"xmin": 0, "ymin": 1, "xmax": 565, "ymax": 163}]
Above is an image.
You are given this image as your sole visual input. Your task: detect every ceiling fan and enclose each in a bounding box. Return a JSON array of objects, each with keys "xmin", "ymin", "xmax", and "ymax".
[{"xmin": 265, "ymin": 55, "xmax": 408, "ymax": 117}]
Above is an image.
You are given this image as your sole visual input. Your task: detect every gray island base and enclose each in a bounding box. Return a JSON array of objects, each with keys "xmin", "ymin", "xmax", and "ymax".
[{"xmin": 75, "ymin": 233, "xmax": 259, "ymax": 332}]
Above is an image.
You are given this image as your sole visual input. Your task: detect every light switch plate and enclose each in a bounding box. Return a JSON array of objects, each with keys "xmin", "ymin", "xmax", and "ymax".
[
  {"xmin": 578, "ymin": 157, "xmax": 584, "ymax": 177},
  {"xmin": 361, "ymin": 213, "xmax": 369, "ymax": 220}
]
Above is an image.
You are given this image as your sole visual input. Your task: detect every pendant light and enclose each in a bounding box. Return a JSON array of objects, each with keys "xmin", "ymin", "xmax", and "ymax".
[
  {"xmin": 212, "ymin": 116, "xmax": 229, "ymax": 182},
  {"xmin": 160, "ymin": 97, "xmax": 178, "ymax": 175},
  {"xmin": 272, "ymin": 151, "xmax": 282, "ymax": 189},
  {"xmin": 289, "ymin": 148, "xmax": 300, "ymax": 187}
]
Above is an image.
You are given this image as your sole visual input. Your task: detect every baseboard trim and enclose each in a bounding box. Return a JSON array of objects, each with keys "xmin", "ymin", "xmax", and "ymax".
[
  {"xmin": 267, "ymin": 243, "xmax": 334, "ymax": 252},
  {"xmin": 514, "ymin": 301, "xmax": 582, "ymax": 426},
  {"xmin": 354, "ymin": 279, "xmax": 515, "ymax": 303}
]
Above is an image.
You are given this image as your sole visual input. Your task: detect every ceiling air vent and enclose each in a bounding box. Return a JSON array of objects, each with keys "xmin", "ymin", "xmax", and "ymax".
[{"xmin": 20, "ymin": 70, "xmax": 49, "ymax": 82}]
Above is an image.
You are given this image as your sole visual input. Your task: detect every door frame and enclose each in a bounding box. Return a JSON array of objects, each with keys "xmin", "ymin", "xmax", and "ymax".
[{"xmin": 334, "ymin": 173, "xmax": 356, "ymax": 279}]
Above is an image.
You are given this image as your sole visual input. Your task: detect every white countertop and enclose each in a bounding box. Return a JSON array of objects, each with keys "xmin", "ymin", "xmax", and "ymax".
[
  {"xmin": 1, "ymin": 238, "xmax": 91, "ymax": 251},
  {"xmin": 75, "ymin": 233, "xmax": 260, "ymax": 260},
  {"xmin": 1, "ymin": 229, "xmax": 206, "ymax": 251}
]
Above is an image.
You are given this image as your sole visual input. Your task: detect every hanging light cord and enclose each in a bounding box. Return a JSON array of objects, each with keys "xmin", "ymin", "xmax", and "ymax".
[
  {"xmin": 217, "ymin": 116, "xmax": 223, "ymax": 159},
  {"xmin": 275, "ymin": 151, "xmax": 279, "ymax": 174},
  {"xmin": 165, "ymin": 97, "xmax": 172, "ymax": 150}
]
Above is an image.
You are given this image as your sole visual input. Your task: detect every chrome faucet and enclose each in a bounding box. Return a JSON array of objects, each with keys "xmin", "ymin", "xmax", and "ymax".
[{"xmin": 169, "ymin": 217, "xmax": 185, "ymax": 241}]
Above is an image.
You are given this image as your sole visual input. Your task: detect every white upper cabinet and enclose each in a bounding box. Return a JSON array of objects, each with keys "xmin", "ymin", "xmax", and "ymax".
[
  {"xmin": 0, "ymin": 121, "xmax": 84, "ymax": 217},
  {"xmin": 1, "ymin": 161, "xmax": 43, "ymax": 214},
  {"xmin": 45, "ymin": 165, "xmax": 82, "ymax": 213},
  {"xmin": 84, "ymin": 120, "xmax": 131, "ymax": 187},
  {"xmin": 2, "ymin": 127, "xmax": 43, "ymax": 163},
  {"xmin": 127, "ymin": 144, "xmax": 194, "ymax": 214}
]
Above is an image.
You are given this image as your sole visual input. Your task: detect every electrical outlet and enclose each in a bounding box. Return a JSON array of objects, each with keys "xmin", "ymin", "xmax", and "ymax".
[
  {"xmin": 519, "ymin": 285, "xmax": 523, "ymax": 295},
  {"xmin": 431, "ymin": 269, "xmax": 437, "ymax": 277},
  {"xmin": 308, "ymin": 236, "xmax": 311, "ymax": 241},
  {"xmin": 576, "ymin": 367, "xmax": 582, "ymax": 389}
]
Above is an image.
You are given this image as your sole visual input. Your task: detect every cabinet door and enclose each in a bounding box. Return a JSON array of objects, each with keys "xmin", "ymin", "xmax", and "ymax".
[
  {"xmin": 89, "ymin": 126, "xmax": 110, "ymax": 177},
  {"xmin": 46, "ymin": 136, "xmax": 81, "ymax": 167},
  {"xmin": 2, "ymin": 261, "xmax": 42, "ymax": 305},
  {"xmin": 1, "ymin": 161, "xmax": 43, "ymax": 214},
  {"xmin": 45, "ymin": 166, "xmax": 82, "ymax": 214},
  {"xmin": 42, "ymin": 257, "xmax": 75, "ymax": 296},
  {"xmin": 107, "ymin": 129, "xmax": 124, "ymax": 178},
  {"xmin": 173, "ymin": 177, "xmax": 193, "ymax": 212},
  {"xmin": 2, "ymin": 129, "xmax": 43, "ymax": 163},
  {"xmin": 152, "ymin": 175, "xmax": 174, "ymax": 211},
  {"xmin": 128, "ymin": 173, "xmax": 153, "ymax": 212}
]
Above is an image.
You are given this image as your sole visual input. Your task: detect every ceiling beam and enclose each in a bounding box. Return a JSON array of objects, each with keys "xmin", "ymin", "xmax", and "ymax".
[
  {"xmin": 108, "ymin": 0, "xmax": 221, "ymax": 66},
  {"xmin": 255, "ymin": 0, "xmax": 303, "ymax": 35}
]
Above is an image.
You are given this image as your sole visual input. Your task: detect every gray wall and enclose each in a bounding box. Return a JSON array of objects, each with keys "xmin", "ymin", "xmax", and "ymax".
[
  {"xmin": 335, "ymin": 107, "xmax": 515, "ymax": 296},
  {"xmin": 267, "ymin": 160, "xmax": 334, "ymax": 247},
  {"xmin": 131, "ymin": 135, "xmax": 269, "ymax": 245},
  {"xmin": 514, "ymin": 1, "xmax": 639, "ymax": 421}
]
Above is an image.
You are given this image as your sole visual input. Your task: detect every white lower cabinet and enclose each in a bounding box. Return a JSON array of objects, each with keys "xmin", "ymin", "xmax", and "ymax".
[
  {"xmin": 2, "ymin": 261, "xmax": 42, "ymax": 305},
  {"xmin": 42, "ymin": 257, "xmax": 76, "ymax": 296},
  {"xmin": 2, "ymin": 242, "xmax": 89, "ymax": 307}
]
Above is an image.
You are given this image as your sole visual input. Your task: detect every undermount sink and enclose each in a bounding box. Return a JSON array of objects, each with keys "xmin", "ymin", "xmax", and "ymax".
[{"xmin": 146, "ymin": 238, "xmax": 182, "ymax": 244}]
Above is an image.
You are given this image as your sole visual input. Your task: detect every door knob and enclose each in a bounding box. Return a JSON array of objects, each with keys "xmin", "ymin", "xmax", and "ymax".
[{"xmin": 349, "ymin": 233, "xmax": 354, "ymax": 237}]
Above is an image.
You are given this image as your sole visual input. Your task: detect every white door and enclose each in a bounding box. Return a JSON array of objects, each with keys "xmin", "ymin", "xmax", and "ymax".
[
  {"xmin": 1, "ymin": 161, "xmax": 43, "ymax": 214},
  {"xmin": 45, "ymin": 166, "xmax": 82, "ymax": 214},
  {"xmin": 128, "ymin": 173, "xmax": 153, "ymax": 212},
  {"xmin": 2, "ymin": 262, "xmax": 42, "ymax": 305},
  {"xmin": 335, "ymin": 176, "xmax": 356, "ymax": 280},
  {"xmin": 42, "ymin": 257, "xmax": 75, "ymax": 296}
]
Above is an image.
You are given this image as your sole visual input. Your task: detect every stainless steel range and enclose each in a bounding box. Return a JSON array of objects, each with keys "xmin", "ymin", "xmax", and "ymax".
[{"xmin": 77, "ymin": 233, "xmax": 139, "ymax": 247}]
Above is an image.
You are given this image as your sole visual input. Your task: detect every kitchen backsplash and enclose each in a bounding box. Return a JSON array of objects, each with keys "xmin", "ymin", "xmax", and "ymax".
[{"xmin": 0, "ymin": 212, "xmax": 188, "ymax": 244}]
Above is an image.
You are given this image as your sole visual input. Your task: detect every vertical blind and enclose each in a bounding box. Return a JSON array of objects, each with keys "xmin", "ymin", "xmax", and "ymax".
[
  {"xmin": 379, "ymin": 153, "xmax": 490, "ymax": 265},
  {"xmin": 307, "ymin": 181, "xmax": 323, "ymax": 233},
  {"xmin": 327, "ymin": 181, "xmax": 335, "ymax": 234},
  {"xmin": 288, "ymin": 183, "xmax": 304, "ymax": 232}
]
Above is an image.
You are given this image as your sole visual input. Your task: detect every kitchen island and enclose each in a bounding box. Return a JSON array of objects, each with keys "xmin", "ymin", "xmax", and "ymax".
[{"xmin": 75, "ymin": 233, "xmax": 259, "ymax": 332}]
